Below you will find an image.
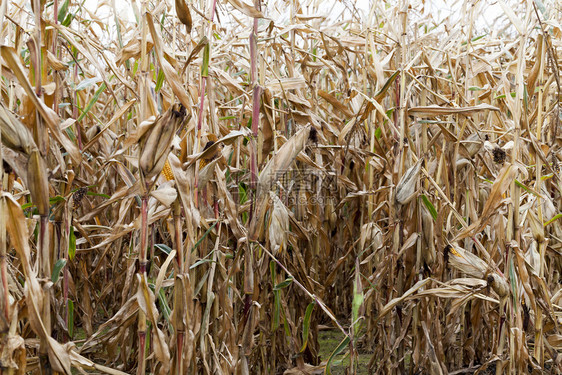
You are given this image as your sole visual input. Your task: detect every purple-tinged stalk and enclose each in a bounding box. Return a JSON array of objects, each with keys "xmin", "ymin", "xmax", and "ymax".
[
  {"xmin": 137, "ymin": 104, "xmax": 185, "ymax": 374},
  {"xmin": 63, "ymin": 227, "xmax": 69, "ymax": 342},
  {"xmin": 172, "ymin": 199, "xmax": 185, "ymax": 375},
  {"xmin": 137, "ymin": 194, "xmax": 148, "ymax": 375}
]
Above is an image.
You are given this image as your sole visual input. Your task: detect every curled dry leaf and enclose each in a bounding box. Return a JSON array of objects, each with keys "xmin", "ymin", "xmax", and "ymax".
[
  {"xmin": 226, "ymin": 0, "xmax": 265, "ymax": 18},
  {"xmin": 150, "ymin": 181, "xmax": 178, "ymax": 207},
  {"xmin": 360, "ymin": 222, "xmax": 383, "ymax": 253},
  {"xmin": 146, "ymin": 13, "xmax": 192, "ymax": 110},
  {"xmin": 46, "ymin": 49, "xmax": 68, "ymax": 70},
  {"xmin": 0, "ymin": 103, "xmax": 36, "ymax": 155},
  {"xmin": 455, "ymin": 162, "xmax": 517, "ymax": 241},
  {"xmin": 175, "ymin": 0, "xmax": 192, "ymax": 32},
  {"xmin": 0, "ymin": 46, "xmax": 81, "ymax": 164},
  {"xmin": 0, "ymin": 333, "xmax": 25, "ymax": 370}
]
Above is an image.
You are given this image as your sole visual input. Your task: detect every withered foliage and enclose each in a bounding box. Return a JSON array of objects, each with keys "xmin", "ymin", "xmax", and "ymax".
[{"xmin": 0, "ymin": 0, "xmax": 561, "ymax": 374}]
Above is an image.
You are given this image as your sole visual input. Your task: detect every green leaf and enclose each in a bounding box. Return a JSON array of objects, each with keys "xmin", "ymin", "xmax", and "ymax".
[
  {"xmin": 155, "ymin": 69, "xmax": 165, "ymax": 92},
  {"xmin": 62, "ymin": 13, "xmax": 74, "ymax": 27},
  {"xmin": 77, "ymin": 82, "xmax": 106, "ymax": 122},
  {"xmin": 191, "ymin": 221, "xmax": 218, "ymax": 253},
  {"xmin": 68, "ymin": 226, "xmax": 76, "ymax": 260},
  {"xmin": 189, "ymin": 257, "xmax": 216, "ymax": 269},
  {"xmin": 21, "ymin": 202, "xmax": 33, "ymax": 210},
  {"xmin": 201, "ymin": 44, "xmax": 210, "ymax": 77},
  {"xmin": 299, "ymin": 302, "xmax": 315, "ymax": 352},
  {"xmin": 157, "ymin": 288, "xmax": 173, "ymax": 330},
  {"xmin": 352, "ymin": 278, "xmax": 364, "ymax": 336},
  {"xmin": 514, "ymin": 179, "xmax": 541, "ymax": 198},
  {"xmin": 421, "ymin": 194, "xmax": 437, "ymax": 220},
  {"xmin": 51, "ymin": 259, "xmax": 67, "ymax": 283},
  {"xmin": 273, "ymin": 278, "xmax": 293, "ymax": 291},
  {"xmin": 544, "ymin": 213, "xmax": 562, "ymax": 226},
  {"xmin": 68, "ymin": 299, "xmax": 74, "ymax": 338},
  {"xmin": 270, "ymin": 261, "xmax": 280, "ymax": 330},
  {"xmin": 58, "ymin": 0, "xmax": 70, "ymax": 23},
  {"xmin": 374, "ymin": 70, "xmax": 399, "ymax": 100},
  {"xmin": 462, "ymin": 34, "xmax": 486, "ymax": 45},
  {"xmin": 132, "ymin": 60, "xmax": 139, "ymax": 76},
  {"xmin": 471, "ymin": 34, "xmax": 486, "ymax": 42},
  {"xmin": 273, "ymin": 290, "xmax": 280, "ymax": 330},
  {"xmin": 155, "ymin": 243, "xmax": 173, "ymax": 255},
  {"xmin": 326, "ymin": 336, "xmax": 351, "ymax": 375},
  {"xmin": 238, "ymin": 183, "xmax": 248, "ymax": 204},
  {"xmin": 49, "ymin": 195, "xmax": 66, "ymax": 205},
  {"xmin": 384, "ymin": 108, "xmax": 394, "ymax": 120},
  {"xmin": 374, "ymin": 127, "xmax": 382, "ymax": 140},
  {"xmin": 86, "ymin": 191, "xmax": 111, "ymax": 199},
  {"xmin": 219, "ymin": 115, "xmax": 238, "ymax": 120}
]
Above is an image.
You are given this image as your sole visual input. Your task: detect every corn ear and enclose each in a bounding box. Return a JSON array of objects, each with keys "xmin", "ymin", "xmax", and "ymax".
[
  {"xmin": 395, "ymin": 159, "xmax": 422, "ymax": 205},
  {"xmin": 486, "ymin": 273, "xmax": 510, "ymax": 298},
  {"xmin": 162, "ymin": 160, "xmax": 175, "ymax": 181},
  {"xmin": 139, "ymin": 104, "xmax": 186, "ymax": 180},
  {"xmin": 421, "ymin": 206, "xmax": 436, "ymax": 266}
]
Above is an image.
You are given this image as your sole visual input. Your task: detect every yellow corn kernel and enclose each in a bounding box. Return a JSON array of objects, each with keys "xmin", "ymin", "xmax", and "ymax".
[{"xmin": 162, "ymin": 160, "xmax": 175, "ymax": 180}]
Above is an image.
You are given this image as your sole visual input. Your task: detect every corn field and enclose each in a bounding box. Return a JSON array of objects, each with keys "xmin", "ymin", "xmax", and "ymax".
[{"xmin": 0, "ymin": 0, "xmax": 561, "ymax": 373}]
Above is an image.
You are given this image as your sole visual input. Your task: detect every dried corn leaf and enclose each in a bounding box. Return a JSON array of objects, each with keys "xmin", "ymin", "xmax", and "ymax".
[
  {"xmin": 146, "ymin": 13, "xmax": 191, "ymax": 110},
  {"xmin": 1, "ymin": 46, "xmax": 81, "ymax": 163},
  {"xmin": 408, "ymin": 103, "xmax": 499, "ymax": 117},
  {"xmin": 136, "ymin": 274, "xmax": 170, "ymax": 373},
  {"xmin": 0, "ymin": 102, "xmax": 36, "ymax": 155},
  {"xmin": 225, "ymin": 0, "xmax": 265, "ymax": 18},
  {"xmin": 376, "ymin": 278, "xmax": 431, "ymax": 321},
  {"xmin": 175, "ymin": 0, "xmax": 192, "ymax": 31},
  {"xmin": 455, "ymin": 163, "xmax": 516, "ymax": 240}
]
